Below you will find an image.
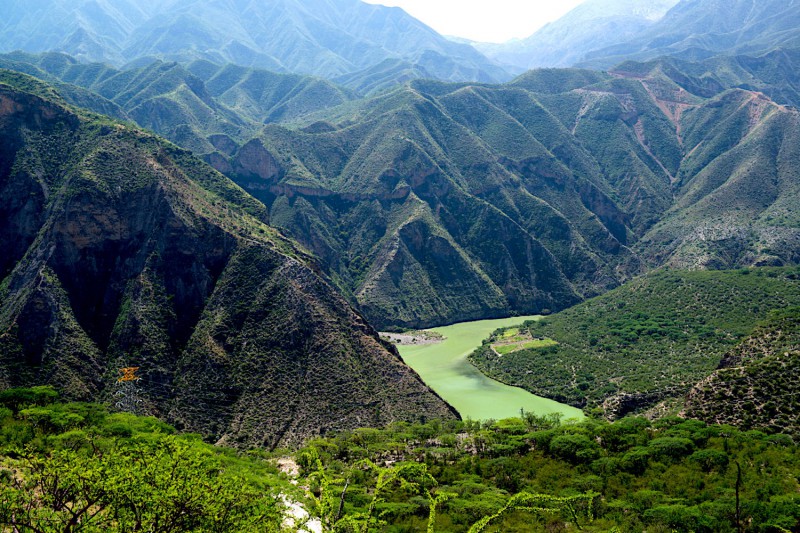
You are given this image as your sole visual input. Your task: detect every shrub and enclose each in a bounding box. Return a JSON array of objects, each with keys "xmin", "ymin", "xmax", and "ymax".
[
  {"xmin": 648, "ymin": 437, "xmax": 696, "ymax": 460},
  {"xmin": 689, "ymin": 449, "xmax": 729, "ymax": 472},
  {"xmin": 549, "ymin": 434, "xmax": 601, "ymax": 464},
  {"xmin": 620, "ymin": 447, "xmax": 651, "ymax": 474},
  {"xmin": 0, "ymin": 387, "xmax": 59, "ymax": 412}
]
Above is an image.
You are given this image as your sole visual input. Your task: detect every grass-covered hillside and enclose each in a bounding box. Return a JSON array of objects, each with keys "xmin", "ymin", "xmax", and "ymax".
[
  {"xmin": 2, "ymin": 387, "xmax": 797, "ymax": 532},
  {"xmin": 469, "ymin": 268, "xmax": 800, "ymax": 415}
]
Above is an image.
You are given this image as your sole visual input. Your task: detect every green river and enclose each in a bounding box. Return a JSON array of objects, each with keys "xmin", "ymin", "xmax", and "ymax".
[{"xmin": 398, "ymin": 316, "xmax": 584, "ymax": 422}]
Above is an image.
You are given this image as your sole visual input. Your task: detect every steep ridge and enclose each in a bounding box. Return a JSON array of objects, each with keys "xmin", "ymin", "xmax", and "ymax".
[
  {"xmin": 333, "ymin": 58, "xmax": 434, "ymax": 96},
  {"xmin": 0, "ymin": 52, "xmax": 354, "ymax": 155},
  {"xmin": 636, "ymin": 86, "xmax": 800, "ymax": 269},
  {"xmin": 0, "ymin": 0, "xmax": 508, "ymax": 84},
  {"xmin": 610, "ymin": 48, "xmax": 800, "ymax": 108},
  {"xmin": 0, "ymin": 71, "xmax": 456, "ymax": 448},
  {"xmin": 184, "ymin": 60, "xmax": 355, "ymax": 122}
]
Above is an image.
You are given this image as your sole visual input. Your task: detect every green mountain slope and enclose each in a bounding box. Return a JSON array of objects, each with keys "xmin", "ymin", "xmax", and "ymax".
[
  {"xmin": 682, "ymin": 306, "xmax": 800, "ymax": 435},
  {"xmin": 0, "ymin": 70, "xmax": 455, "ymax": 448},
  {"xmin": 213, "ymin": 60, "xmax": 800, "ymax": 327},
  {"xmin": 332, "ymin": 58, "xmax": 434, "ymax": 95},
  {"xmin": 0, "ymin": 0, "xmax": 509, "ymax": 84},
  {"xmin": 637, "ymin": 88, "xmax": 800, "ymax": 269},
  {"xmin": 219, "ymin": 77, "xmax": 659, "ymax": 328},
  {"xmin": 0, "ymin": 52, "xmax": 354, "ymax": 155},
  {"xmin": 184, "ymin": 59, "xmax": 355, "ymax": 122},
  {"xmin": 611, "ymin": 48, "xmax": 800, "ymax": 108},
  {"xmin": 469, "ymin": 268, "xmax": 800, "ymax": 415}
]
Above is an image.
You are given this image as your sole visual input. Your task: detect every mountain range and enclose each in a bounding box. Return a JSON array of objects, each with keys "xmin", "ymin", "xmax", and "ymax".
[
  {"xmin": 579, "ymin": 0, "xmax": 800, "ymax": 68},
  {"xmin": 476, "ymin": 0, "xmax": 680, "ymax": 70},
  {"xmin": 218, "ymin": 56, "xmax": 800, "ymax": 327},
  {"xmin": 477, "ymin": 0, "xmax": 800, "ymax": 72},
  {"xmin": 0, "ymin": 0, "xmax": 799, "ymax": 445},
  {"xmin": 0, "ymin": 0, "xmax": 508, "ymax": 85},
  {"xmin": 4, "ymin": 46, "xmax": 800, "ymax": 329},
  {"xmin": 0, "ymin": 71, "xmax": 455, "ymax": 448}
]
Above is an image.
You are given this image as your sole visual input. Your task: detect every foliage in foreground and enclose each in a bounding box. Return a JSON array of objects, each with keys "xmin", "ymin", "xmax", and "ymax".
[
  {"xmin": 0, "ymin": 388, "xmax": 797, "ymax": 532},
  {"xmin": 0, "ymin": 387, "xmax": 287, "ymax": 532},
  {"xmin": 299, "ymin": 412, "xmax": 799, "ymax": 532}
]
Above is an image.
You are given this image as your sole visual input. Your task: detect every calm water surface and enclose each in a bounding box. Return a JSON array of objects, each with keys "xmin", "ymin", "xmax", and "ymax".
[{"xmin": 398, "ymin": 316, "xmax": 584, "ymax": 421}]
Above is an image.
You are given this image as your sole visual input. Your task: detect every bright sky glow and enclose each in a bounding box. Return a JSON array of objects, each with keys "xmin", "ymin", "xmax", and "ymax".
[{"xmin": 363, "ymin": 0, "xmax": 587, "ymax": 43}]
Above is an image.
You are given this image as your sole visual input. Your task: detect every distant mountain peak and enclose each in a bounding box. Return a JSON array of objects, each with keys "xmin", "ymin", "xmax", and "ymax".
[{"xmin": 1, "ymin": 0, "xmax": 510, "ymax": 85}]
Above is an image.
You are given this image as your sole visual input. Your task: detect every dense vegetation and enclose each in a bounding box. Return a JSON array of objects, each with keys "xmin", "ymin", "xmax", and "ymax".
[
  {"xmin": 470, "ymin": 268, "xmax": 800, "ymax": 413},
  {"xmin": 2, "ymin": 388, "xmax": 797, "ymax": 532},
  {"xmin": 299, "ymin": 414, "xmax": 799, "ymax": 532},
  {"xmin": 0, "ymin": 387, "xmax": 289, "ymax": 532}
]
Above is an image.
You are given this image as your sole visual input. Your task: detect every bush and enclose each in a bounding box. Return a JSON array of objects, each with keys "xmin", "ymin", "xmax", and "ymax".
[
  {"xmin": 0, "ymin": 387, "xmax": 59, "ymax": 412},
  {"xmin": 689, "ymin": 449, "xmax": 729, "ymax": 472},
  {"xmin": 549, "ymin": 434, "xmax": 601, "ymax": 464},
  {"xmin": 620, "ymin": 447, "xmax": 651, "ymax": 474},
  {"xmin": 648, "ymin": 437, "xmax": 696, "ymax": 460},
  {"xmin": 644, "ymin": 504, "xmax": 716, "ymax": 532}
]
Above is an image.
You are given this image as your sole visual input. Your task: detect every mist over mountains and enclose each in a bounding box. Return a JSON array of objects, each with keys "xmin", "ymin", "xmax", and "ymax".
[
  {"xmin": 476, "ymin": 0, "xmax": 681, "ymax": 70},
  {"xmin": 479, "ymin": 0, "xmax": 800, "ymax": 71},
  {"xmin": 1, "ymin": 0, "xmax": 508, "ymax": 84}
]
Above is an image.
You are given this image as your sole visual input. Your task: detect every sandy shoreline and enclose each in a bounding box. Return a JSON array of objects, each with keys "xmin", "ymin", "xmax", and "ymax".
[{"xmin": 380, "ymin": 331, "xmax": 445, "ymax": 346}]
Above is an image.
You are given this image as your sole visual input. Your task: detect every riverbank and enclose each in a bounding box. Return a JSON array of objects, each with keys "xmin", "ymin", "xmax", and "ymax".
[
  {"xmin": 397, "ymin": 316, "xmax": 584, "ymax": 421},
  {"xmin": 379, "ymin": 330, "xmax": 444, "ymax": 346}
]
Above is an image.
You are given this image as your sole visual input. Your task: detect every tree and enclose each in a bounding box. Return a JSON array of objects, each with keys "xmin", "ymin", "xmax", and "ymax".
[{"xmin": 0, "ymin": 436, "xmax": 283, "ymax": 532}]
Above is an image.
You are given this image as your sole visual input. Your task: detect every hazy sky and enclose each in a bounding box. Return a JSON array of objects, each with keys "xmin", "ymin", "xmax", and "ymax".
[{"xmin": 363, "ymin": 0, "xmax": 587, "ymax": 43}]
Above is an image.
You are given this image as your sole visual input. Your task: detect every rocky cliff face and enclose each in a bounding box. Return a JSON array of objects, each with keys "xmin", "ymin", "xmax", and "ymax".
[{"xmin": 0, "ymin": 75, "xmax": 456, "ymax": 447}]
